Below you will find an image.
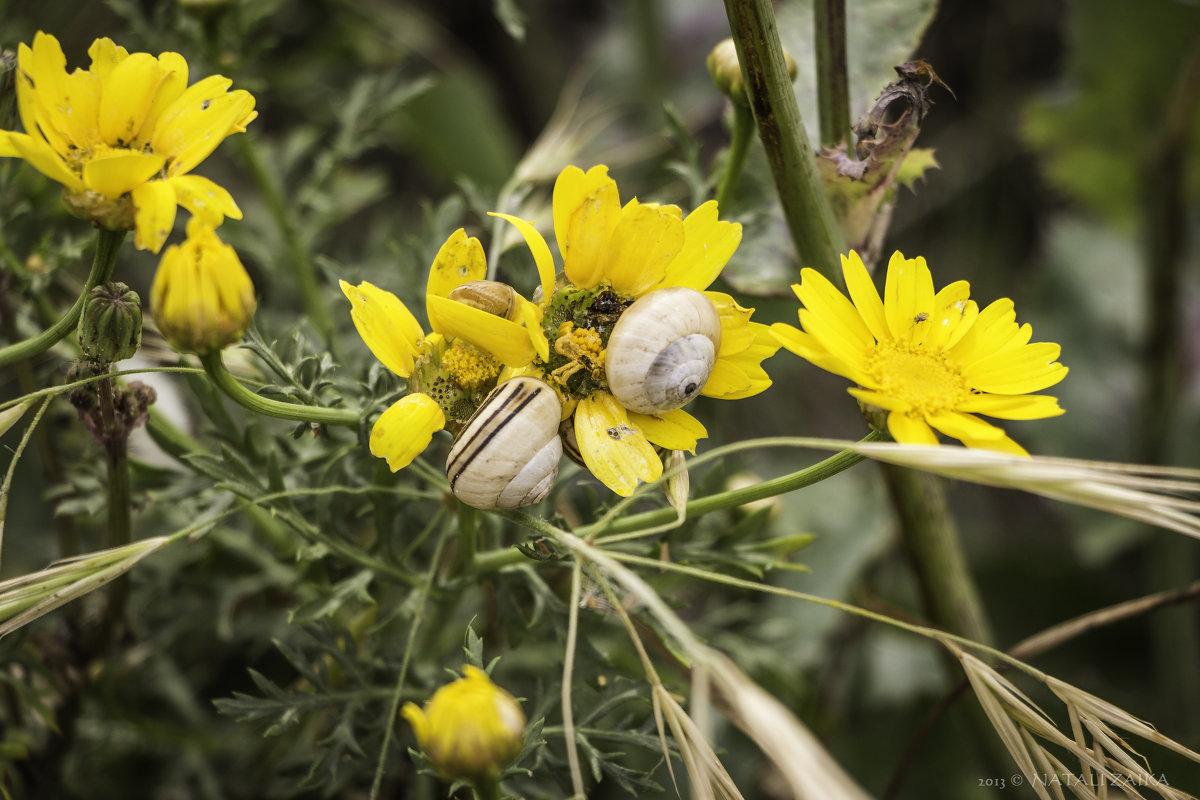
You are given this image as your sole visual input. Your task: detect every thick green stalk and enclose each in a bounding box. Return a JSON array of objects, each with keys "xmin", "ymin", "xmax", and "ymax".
[
  {"xmin": 199, "ymin": 351, "xmax": 360, "ymax": 427},
  {"xmin": 235, "ymin": 135, "xmax": 334, "ymax": 343},
  {"xmin": 814, "ymin": 0, "xmax": 851, "ymax": 147},
  {"xmin": 880, "ymin": 464, "xmax": 993, "ymax": 645},
  {"xmin": 0, "ymin": 228, "xmax": 125, "ymax": 368},
  {"xmin": 714, "ymin": 103, "xmax": 755, "ymax": 211},
  {"xmin": 1141, "ymin": 43, "xmax": 1200, "ymax": 730},
  {"xmin": 722, "ymin": 0, "xmax": 845, "ymax": 276}
]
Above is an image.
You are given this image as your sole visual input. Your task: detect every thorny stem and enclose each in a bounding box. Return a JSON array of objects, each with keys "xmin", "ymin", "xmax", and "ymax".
[
  {"xmin": 200, "ymin": 350, "xmax": 360, "ymax": 427},
  {"xmin": 235, "ymin": 135, "xmax": 334, "ymax": 345},
  {"xmin": 713, "ymin": 103, "xmax": 754, "ymax": 211},
  {"xmin": 722, "ymin": 0, "xmax": 845, "ymax": 277},
  {"xmin": 814, "ymin": 0, "xmax": 851, "ymax": 148},
  {"xmin": 0, "ymin": 228, "xmax": 125, "ymax": 368}
]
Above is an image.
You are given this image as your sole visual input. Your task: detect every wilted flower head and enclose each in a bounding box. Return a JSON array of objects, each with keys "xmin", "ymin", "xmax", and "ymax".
[
  {"xmin": 150, "ymin": 217, "xmax": 255, "ymax": 355},
  {"xmin": 0, "ymin": 31, "xmax": 255, "ymax": 252},
  {"xmin": 771, "ymin": 251, "xmax": 1067, "ymax": 455},
  {"xmin": 401, "ymin": 665, "xmax": 525, "ymax": 781},
  {"xmin": 486, "ymin": 164, "xmax": 780, "ymax": 496}
]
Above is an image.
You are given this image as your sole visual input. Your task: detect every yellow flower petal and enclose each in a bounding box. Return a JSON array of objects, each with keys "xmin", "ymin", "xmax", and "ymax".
[
  {"xmin": 340, "ymin": 279, "xmax": 424, "ymax": 377},
  {"xmin": 131, "ymin": 180, "xmax": 178, "ymax": 253},
  {"xmin": 575, "ymin": 392, "xmax": 662, "ymax": 497},
  {"xmin": 794, "ymin": 270, "xmax": 875, "ymax": 371},
  {"xmin": 887, "ymin": 411, "xmax": 939, "ymax": 445},
  {"xmin": 604, "ymin": 198, "xmax": 685, "ymax": 297},
  {"xmin": 133, "ymin": 51, "xmax": 190, "ymax": 148},
  {"xmin": 425, "ymin": 228, "xmax": 486, "ymax": 307},
  {"xmin": 151, "ymin": 76, "xmax": 255, "ymax": 171},
  {"xmin": 427, "ymin": 294, "xmax": 534, "ymax": 368},
  {"xmin": 630, "ymin": 407, "xmax": 707, "ymax": 453},
  {"xmin": 770, "ymin": 322, "xmax": 858, "ymax": 381},
  {"xmin": 956, "ymin": 393, "xmax": 1064, "ymax": 420},
  {"xmin": 848, "ymin": 387, "xmax": 912, "ymax": 413},
  {"xmin": 370, "ymin": 393, "xmax": 446, "ymax": 472},
  {"xmin": 518, "ymin": 297, "xmax": 550, "ymax": 362},
  {"xmin": 841, "ymin": 251, "xmax": 888, "ymax": 343},
  {"xmin": 925, "ymin": 410, "xmax": 1008, "ymax": 442},
  {"xmin": 168, "ymin": 173, "xmax": 242, "ymax": 227},
  {"xmin": 98, "ymin": 52, "xmax": 169, "ymax": 145},
  {"xmin": 553, "ymin": 165, "xmax": 620, "ymax": 288},
  {"xmin": 82, "ymin": 149, "xmax": 167, "ymax": 198},
  {"xmin": 20, "ymin": 35, "xmax": 70, "ymax": 154},
  {"xmin": 87, "ymin": 37, "xmax": 130, "ymax": 80},
  {"xmin": 488, "ymin": 212, "xmax": 556, "ymax": 304},
  {"xmin": 658, "ymin": 200, "xmax": 742, "ymax": 292},
  {"xmin": 4, "ymin": 132, "xmax": 84, "ymax": 191},
  {"xmin": 882, "ymin": 251, "xmax": 935, "ymax": 342},
  {"xmin": 58, "ymin": 69, "xmax": 102, "ymax": 149}
]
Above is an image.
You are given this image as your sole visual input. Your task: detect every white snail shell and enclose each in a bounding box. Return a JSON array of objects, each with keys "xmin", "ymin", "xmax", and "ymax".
[
  {"xmin": 448, "ymin": 280, "xmax": 522, "ymax": 321},
  {"xmin": 446, "ymin": 376, "xmax": 563, "ymax": 509},
  {"xmin": 604, "ymin": 287, "xmax": 721, "ymax": 415}
]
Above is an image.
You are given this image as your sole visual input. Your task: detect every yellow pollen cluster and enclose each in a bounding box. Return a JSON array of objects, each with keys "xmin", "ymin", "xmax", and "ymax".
[
  {"xmin": 867, "ymin": 341, "xmax": 970, "ymax": 416},
  {"xmin": 550, "ymin": 321, "xmax": 606, "ymax": 386},
  {"xmin": 441, "ymin": 341, "xmax": 501, "ymax": 389}
]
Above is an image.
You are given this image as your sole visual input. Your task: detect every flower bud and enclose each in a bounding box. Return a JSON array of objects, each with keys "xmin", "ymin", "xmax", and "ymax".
[
  {"xmin": 78, "ymin": 282, "xmax": 142, "ymax": 363},
  {"xmin": 401, "ymin": 665, "xmax": 525, "ymax": 781},
  {"xmin": 150, "ymin": 219, "xmax": 256, "ymax": 355},
  {"xmin": 707, "ymin": 38, "xmax": 799, "ymax": 106}
]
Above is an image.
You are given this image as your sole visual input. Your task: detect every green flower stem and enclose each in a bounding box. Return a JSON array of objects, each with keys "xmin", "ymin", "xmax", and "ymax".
[
  {"xmin": 199, "ymin": 351, "xmax": 360, "ymax": 427},
  {"xmin": 471, "ymin": 432, "xmax": 886, "ymax": 574},
  {"xmin": 714, "ymin": 102, "xmax": 755, "ymax": 211},
  {"xmin": 879, "ymin": 464, "xmax": 994, "ymax": 645},
  {"xmin": 0, "ymin": 228, "xmax": 125, "ymax": 368},
  {"xmin": 235, "ymin": 135, "xmax": 334, "ymax": 344},
  {"xmin": 98, "ymin": 374, "xmax": 132, "ymax": 643},
  {"xmin": 722, "ymin": 0, "xmax": 846, "ymax": 277},
  {"xmin": 472, "ymin": 776, "xmax": 502, "ymax": 800},
  {"xmin": 814, "ymin": 0, "xmax": 851, "ymax": 148},
  {"xmin": 585, "ymin": 429, "xmax": 886, "ymax": 540}
]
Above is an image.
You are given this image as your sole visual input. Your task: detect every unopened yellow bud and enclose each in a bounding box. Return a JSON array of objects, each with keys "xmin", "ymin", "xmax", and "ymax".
[
  {"xmin": 401, "ymin": 665, "xmax": 525, "ymax": 781},
  {"xmin": 707, "ymin": 38, "xmax": 799, "ymax": 106},
  {"xmin": 150, "ymin": 219, "xmax": 256, "ymax": 355}
]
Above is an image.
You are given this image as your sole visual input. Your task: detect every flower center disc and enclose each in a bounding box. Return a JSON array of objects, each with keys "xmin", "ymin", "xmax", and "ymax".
[{"xmin": 868, "ymin": 343, "xmax": 969, "ymax": 415}]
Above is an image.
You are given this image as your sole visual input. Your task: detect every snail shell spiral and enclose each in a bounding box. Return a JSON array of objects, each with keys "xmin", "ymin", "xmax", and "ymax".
[
  {"xmin": 603, "ymin": 287, "xmax": 721, "ymax": 415},
  {"xmin": 446, "ymin": 377, "xmax": 563, "ymax": 509}
]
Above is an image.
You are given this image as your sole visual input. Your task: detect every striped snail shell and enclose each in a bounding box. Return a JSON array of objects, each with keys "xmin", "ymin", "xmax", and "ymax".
[
  {"xmin": 604, "ymin": 287, "xmax": 721, "ymax": 415},
  {"xmin": 446, "ymin": 376, "xmax": 563, "ymax": 509},
  {"xmin": 448, "ymin": 280, "xmax": 522, "ymax": 321}
]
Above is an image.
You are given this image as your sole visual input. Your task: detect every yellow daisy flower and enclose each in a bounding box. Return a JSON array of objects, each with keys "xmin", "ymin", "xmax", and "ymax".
[
  {"xmin": 401, "ymin": 665, "xmax": 525, "ymax": 781},
  {"xmin": 0, "ymin": 31, "xmax": 256, "ymax": 252},
  {"xmin": 771, "ymin": 250, "xmax": 1068, "ymax": 455},
  {"xmin": 341, "ymin": 229, "xmax": 535, "ymax": 472},
  {"xmin": 150, "ymin": 217, "xmax": 256, "ymax": 355},
  {"xmin": 490, "ymin": 164, "xmax": 780, "ymax": 496}
]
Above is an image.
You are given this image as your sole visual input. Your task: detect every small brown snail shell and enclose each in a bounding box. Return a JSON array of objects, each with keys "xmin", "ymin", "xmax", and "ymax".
[
  {"xmin": 448, "ymin": 280, "xmax": 522, "ymax": 321},
  {"xmin": 603, "ymin": 287, "xmax": 721, "ymax": 415},
  {"xmin": 446, "ymin": 376, "xmax": 563, "ymax": 509}
]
